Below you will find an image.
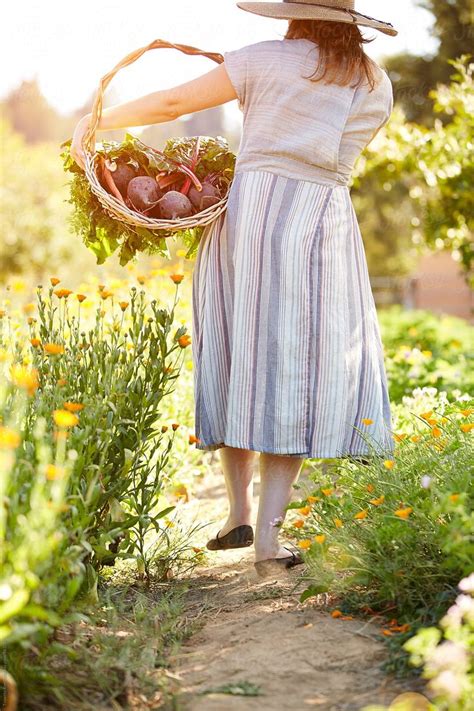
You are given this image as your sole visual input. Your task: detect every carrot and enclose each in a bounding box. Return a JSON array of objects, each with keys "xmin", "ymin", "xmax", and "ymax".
[{"xmin": 99, "ymin": 157, "xmax": 126, "ymax": 205}]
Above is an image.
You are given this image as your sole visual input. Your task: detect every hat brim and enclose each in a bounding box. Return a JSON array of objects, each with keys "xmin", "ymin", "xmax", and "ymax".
[{"xmin": 236, "ymin": 2, "xmax": 398, "ymax": 36}]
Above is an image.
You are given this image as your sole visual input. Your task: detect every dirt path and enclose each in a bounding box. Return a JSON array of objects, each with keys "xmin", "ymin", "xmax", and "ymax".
[{"xmin": 172, "ymin": 462, "xmax": 418, "ymax": 710}]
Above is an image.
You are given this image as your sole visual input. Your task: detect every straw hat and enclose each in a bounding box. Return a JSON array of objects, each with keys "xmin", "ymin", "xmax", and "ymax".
[{"xmin": 236, "ymin": 0, "xmax": 398, "ymax": 36}]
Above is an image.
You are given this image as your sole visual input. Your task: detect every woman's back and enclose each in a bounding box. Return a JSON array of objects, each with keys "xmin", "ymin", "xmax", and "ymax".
[{"xmin": 224, "ymin": 38, "xmax": 393, "ymax": 186}]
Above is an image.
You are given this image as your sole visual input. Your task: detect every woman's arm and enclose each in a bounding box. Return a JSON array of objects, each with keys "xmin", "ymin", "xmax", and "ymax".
[{"xmin": 70, "ymin": 64, "xmax": 237, "ymax": 169}]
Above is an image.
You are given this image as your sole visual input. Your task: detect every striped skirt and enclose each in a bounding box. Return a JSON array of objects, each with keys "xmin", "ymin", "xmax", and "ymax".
[{"xmin": 191, "ymin": 170, "xmax": 395, "ymax": 459}]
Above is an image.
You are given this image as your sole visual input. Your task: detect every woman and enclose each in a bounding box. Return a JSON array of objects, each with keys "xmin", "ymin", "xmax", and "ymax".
[{"xmin": 71, "ymin": 0, "xmax": 398, "ymax": 577}]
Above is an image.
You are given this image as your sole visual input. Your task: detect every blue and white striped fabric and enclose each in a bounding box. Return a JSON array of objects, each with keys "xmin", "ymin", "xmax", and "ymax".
[{"xmin": 191, "ymin": 170, "xmax": 395, "ymax": 459}]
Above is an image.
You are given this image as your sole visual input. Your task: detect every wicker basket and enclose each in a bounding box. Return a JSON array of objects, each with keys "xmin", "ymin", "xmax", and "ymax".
[{"xmin": 81, "ymin": 39, "xmax": 230, "ymax": 234}]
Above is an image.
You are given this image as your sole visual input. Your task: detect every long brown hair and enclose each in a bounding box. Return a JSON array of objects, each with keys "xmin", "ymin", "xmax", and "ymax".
[{"xmin": 285, "ymin": 19, "xmax": 379, "ymax": 92}]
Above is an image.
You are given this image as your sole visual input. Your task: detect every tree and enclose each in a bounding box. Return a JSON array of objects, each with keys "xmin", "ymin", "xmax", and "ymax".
[{"xmin": 385, "ymin": 0, "xmax": 473, "ymax": 124}]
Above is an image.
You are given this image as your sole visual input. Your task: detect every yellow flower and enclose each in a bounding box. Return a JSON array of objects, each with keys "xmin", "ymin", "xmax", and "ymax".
[
  {"xmin": 370, "ymin": 495, "xmax": 385, "ymax": 506},
  {"xmin": 384, "ymin": 460, "xmax": 395, "ymax": 470},
  {"xmin": 394, "ymin": 507, "xmax": 413, "ymax": 519},
  {"xmin": 171, "ymin": 423, "xmax": 180, "ymax": 431},
  {"xmin": 334, "ymin": 518, "xmax": 343, "ymax": 528},
  {"xmin": 354, "ymin": 510, "xmax": 368, "ymax": 520},
  {"xmin": 361, "ymin": 418, "xmax": 373, "ymax": 425},
  {"xmin": 100, "ymin": 290, "xmax": 113, "ymax": 300},
  {"xmin": 460, "ymin": 423, "xmax": 474, "ymax": 433},
  {"xmin": 421, "ymin": 350, "xmax": 432, "ymax": 358},
  {"xmin": 321, "ymin": 488, "xmax": 334, "ymax": 496},
  {"xmin": 410, "ymin": 435, "xmax": 421, "ymax": 443},
  {"xmin": 293, "ymin": 519, "xmax": 305, "ymax": 529},
  {"xmin": 119, "ymin": 301, "xmax": 129, "ymax": 312},
  {"xmin": 394, "ymin": 433, "xmax": 408, "ymax": 442},
  {"xmin": 53, "ymin": 409, "xmax": 79, "ymax": 428},
  {"xmin": 137, "ymin": 275, "xmax": 146, "ymax": 285},
  {"xmin": 460, "ymin": 408, "xmax": 473, "ymax": 417},
  {"xmin": 45, "ymin": 464, "xmax": 65, "ymax": 480},
  {"xmin": 420, "ymin": 411, "xmax": 433, "ymax": 420},
  {"xmin": 22, "ymin": 302, "xmax": 35, "ymax": 315},
  {"xmin": 449, "ymin": 494, "xmax": 460, "ymax": 503},
  {"xmin": 30, "ymin": 338, "xmax": 41, "ymax": 348},
  {"xmin": 54, "ymin": 288, "xmax": 73, "ymax": 299},
  {"xmin": 366, "ymin": 484, "xmax": 375, "ymax": 493},
  {"xmin": 76, "ymin": 294, "xmax": 87, "ymax": 303},
  {"xmin": 307, "ymin": 495, "xmax": 321, "ymax": 504},
  {"xmin": 63, "ymin": 402, "xmax": 85, "ymax": 413},
  {"xmin": 314, "ymin": 534, "xmax": 326, "ymax": 544},
  {"xmin": 50, "ymin": 277, "xmax": 61, "ymax": 286},
  {"xmin": 44, "ymin": 343, "xmax": 64, "ymax": 355},
  {"xmin": 0, "ymin": 426, "xmax": 21, "ymax": 449},
  {"xmin": 57, "ymin": 378, "xmax": 67, "ymax": 387},
  {"xmin": 299, "ymin": 506, "xmax": 311, "ymax": 516},
  {"xmin": 170, "ymin": 274, "xmax": 185, "ymax": 284},
  {"xmin": 10, "ymin": 365, "xmax": 39, "ymax": 395},
  {"xmin": 298, "ymin": 539, "xmax": 312, "ymax": 550},
  {"xmin": 431, "ymin": 426, "xmax": 442, "ymax": 438}
]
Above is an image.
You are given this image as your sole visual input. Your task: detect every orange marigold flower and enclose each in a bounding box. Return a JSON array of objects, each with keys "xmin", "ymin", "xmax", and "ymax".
[
  {"xmin": 0, "ymin": 426, "xmax": 21, "ymax": 449},
  {"xmin": 420, "ymin": 410, "xmax": 433, "ymax": 420},
  {"xmin": 119, "ymin": 301, "xmax": 129, "ymax": 312},
  {"xmin": 76, "ymin": 294, "xmax": 87, "ymax": 303},
  {"xmin": 321, "ymin": 488, "xmax": 334, "ymax": 496},
  {"xmin": 293, "ymin": 519, "xmax": 305, "ymax": 529},
  {"xmin": 460, "ymin": 423, "xmax": 474, "ymax": 433},
  {"xmin": 366, "ymin": 484, "xmax": 375, "ymax": 493},
  {"xmin": 57, "ymin": 378, "xmax": 67, "ymax": 387},
  {"xmin": 50, "ymin": 277, "xmax": 60, "ymax": 286},
  {"xmin": 334, "ymin": 518, "xmax": 343, "ymax": 528},
  {"xmin": 100, "ymin": 290, "xmax": 113, "ymax": 300},
  {"xmin": 297, "ymin": 539, "xmax": 312, "ymax": 550},
  {"xmin": 63, "ymin": 402, "xmax": 85, "ymax": 413},
  {"xmin": 425, "ymin": 417, "xmax": 438, "ymax": 426},
  {"xmin": 299, "ymin": 505, "xmax": 311, "ymax": 516},
  {"xmin": 30, "ymin": 338, "xmax": 41, "ymax": 348},
  {"xmin": 170, "ymin": 274, "xmax": 185, "ymax": 284},
  {"xmin": 178, "ymin": 335, "xmax": 191, "ymax": 348},
  {"xmin": 137, "ymin": 275, "xmax": 146, "ymax": 285},
  {"xmin": 314, "ymin": 534, "xmax": 326, "ymax": 544},
  {"xmin": 22, "ymin": 303, "xmax": 35, "ymax": 315},
  {"xmin": 98, "ymin": 284, "xmax": 106, "ymax": 292},
  {"xmin": 431, "ymin": 426, "xmax": 442, "ymax": 438},
  {"xmin": 370, "ymin": 495, "xmax": 385, "ymax": 506},
  {"xmin": 411, "ymin": 435, "xmax": 421, "ymax": 443},
  {"xmin": 161, "ymin": 425, "xmax": 169, "ymax": 433},
  {"xmin": 189, "ymin": 434, "xmax": 200, "ymax": 445},
  {"xmin": 53, "ymin": 409, "xmax": 79, "ymax": 428},
  {"xmin": 171, "ymin": 423, "xmax": 180, "ymax": 431},
  {"xmin": 10, "ymin": 365, "xmax": 39, "ymax": 395},
  {"xmin": 307, "ymin": 495, "xmax": 321, "ymax": 504},
  {"xmin": 54, "ymin": 288, "xmax": 73, "ymax": 299},
  {"xmin": 0, "ymin": 310, "xmax": 6, "ymax": 318},
  {"xmin": 44, "ymin": 343, "xmax": 64, "ymax": 355},
  {"xmin": 394, "ymin": 507, "xmax": 413, "ymax": 520},
  {"xmin": 460, "ymin": 408, "xmax": 473, "ymax": 417},
  {"xmin": 45, "ymin": 464, "xmax": 65, "ymax": 480},
  {"xmin": 449, "ymin": 494, "xmax": 460, "ymax": 503},
  {"xmin": 354, "ymin": 510, "xmax": 368, "ymax": 520},
  {"xmin": 361, "ymin": 418, "xmax": 373, "ymax": 425},
  {"xmin": 383, "ymin": 460, "xmax": 395, "ymax": 470},
  {"xmin": 394, "ymin": 433, "xmax": 408, "ymax": 442},
  {"xmin": 331, "ymin": 610, "xmax": 343, "ymax": 618}
]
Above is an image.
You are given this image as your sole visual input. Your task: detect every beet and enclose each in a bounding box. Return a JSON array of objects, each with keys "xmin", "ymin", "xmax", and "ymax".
[
  {"xmin": 110, "ymin": 162, "xmax": 138, "ymax": 197},
  {"xmin": 188, "ymin": 183, "xmax": 221, "ymax": 211},
  {"xmin": 127, "ymin": 177, "xmax": 162, "ymax": 213},
  {"xmin": 157, "ymin": 191, "xmax": 193, "ymax": 220}
]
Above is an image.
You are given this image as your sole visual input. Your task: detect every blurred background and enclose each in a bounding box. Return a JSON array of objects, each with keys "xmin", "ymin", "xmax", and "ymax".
[{"xmin": 1, "ymin": 0, "xmax": 472, "ymax": 319}]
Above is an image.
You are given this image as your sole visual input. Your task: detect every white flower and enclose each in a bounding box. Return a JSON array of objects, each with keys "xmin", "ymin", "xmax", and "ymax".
[
  {"xmin": 430, "ymin": 669, "xmax": 463, "ymax": 702},
  {"xmin": 427, "ymin": 641, "xmax": 468, "ymax": 674},
  {"xmin": 458, "ymin": 573, "xmax": 474, "ymax": 593},
  {"xmin": 421, "ymin": 475, "xmax": 432, "ymax": 489}
]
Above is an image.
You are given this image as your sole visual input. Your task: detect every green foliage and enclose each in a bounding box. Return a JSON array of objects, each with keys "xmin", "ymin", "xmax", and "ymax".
[
  {"xmin": 0, "ymin": 119, "xmax": 75, "ymax": 278},
  {"xmin": 0, "ymin": 382, "xmax": 85, "ymax": 649},
  {"xmin": 378, "ymin": 305, "xmax": 474, "ymax": 402},
  {"xmin": 404, "ymin": 574, "xmax": 474, "ymax": 709},
  {"xmin": 59, "ymin": 133, "xmax": 236, "ymax": 266},
  {"xmin": 353, "ymin": 56, "xmax": 474, "ymax": 275}
]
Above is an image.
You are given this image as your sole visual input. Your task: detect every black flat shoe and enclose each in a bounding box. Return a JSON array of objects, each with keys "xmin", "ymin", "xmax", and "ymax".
[
  {"xmin": 254, "ymin": 546, "xmax": 305, "ymax": 578},
  {"xmin": 206, "ymin": 524, "xmax": 254, "ymax": 551}
]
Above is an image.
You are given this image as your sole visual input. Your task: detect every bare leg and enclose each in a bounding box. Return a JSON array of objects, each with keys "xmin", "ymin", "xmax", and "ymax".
[
  {"xmin": 213, "ymin": 446, "xmax": 257, "ymax": 537},
  {"xmin": 255, "ymin": 452, "xmax": 305, "ymax": 561}
]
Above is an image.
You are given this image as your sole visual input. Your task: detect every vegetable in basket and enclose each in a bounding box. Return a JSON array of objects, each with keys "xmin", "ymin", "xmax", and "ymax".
[{"xmin": 59, "ymin": 133, "xmax": 236, "ymax": 265}]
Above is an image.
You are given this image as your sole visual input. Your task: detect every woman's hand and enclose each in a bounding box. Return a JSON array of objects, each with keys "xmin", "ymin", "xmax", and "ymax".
[{"xmin": 70, "ymin": 114, "xmax": 92, "ymax": 171}]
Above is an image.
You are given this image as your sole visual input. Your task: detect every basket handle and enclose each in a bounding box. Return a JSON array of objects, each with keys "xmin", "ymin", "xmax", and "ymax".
[{"xmin": 82, "ymin": 39, "xmax": 224, "ymax": 154}]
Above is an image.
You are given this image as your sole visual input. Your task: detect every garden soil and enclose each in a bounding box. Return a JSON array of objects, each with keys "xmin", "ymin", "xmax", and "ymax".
[{"xmin": 171, "ymin": 461, "xmax": 423, "ymax": 711}]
